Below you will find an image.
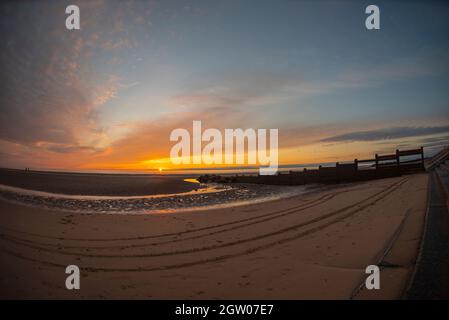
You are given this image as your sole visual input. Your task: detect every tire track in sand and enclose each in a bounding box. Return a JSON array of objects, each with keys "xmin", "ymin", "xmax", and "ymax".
[
  {"xmin": 0, "ymin": 186, "xmax": 364, "ymax": 248},
  {"xmin": 0, "ymin": 178, "xmax": 408, "ymax": 270}
]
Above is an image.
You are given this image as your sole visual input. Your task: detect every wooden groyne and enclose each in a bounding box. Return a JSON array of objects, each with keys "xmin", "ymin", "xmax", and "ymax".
[{"xmin": 198, "ymin": 147, "xmax": 427, "ymax": 185}]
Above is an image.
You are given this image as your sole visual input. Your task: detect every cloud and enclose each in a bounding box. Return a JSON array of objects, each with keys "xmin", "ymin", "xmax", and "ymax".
[
  {"xmin": 320, "ymin": 126, "xmax": 449, "ymax": 143},
  {"xmin": 34, "ymin": 141, "xmax": 102, "ymax": 154},
  {"xmin": 0, "ymin": 3, "xmax": 93, "ymax": 145},
  {"xmin": 101, "ymin": 38, "xmax": 135, "ymax": 50},
  {"xmin": 0, "ymin": 1, "xmax": 126, "ymax": 157},
  {"xmin": 1, "ymin": 1, "xmax": 448, "ymax": 170},
  {"xmin": 169, "ymin": 49, "xmax": 449, "ymax": 114},
  {"xmin": 168, "ymin": 71, "xmax": 303, "ymax": 110}
]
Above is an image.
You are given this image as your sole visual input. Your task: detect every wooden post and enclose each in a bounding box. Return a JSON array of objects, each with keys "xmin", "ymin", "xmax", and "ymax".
[
  {"xmin": 375, "ymin": 153, "xmax": 379, "ymax": 178},
  {"xmin": 395, "ymin": 149, "xmax": 400, "ymax": 175},
  {"xmin": 354, "ymin": 159, "xmax": 358, "ymax": 171},
  {"xmin": 336, "ymin": 162, "xmax": 339, "ymax": 183},
  {"xmin": 421, "ymin": 146, "xmax": 425, "ymax": 170},
  {"xmin": 304, "ymin": 167, "xmax": 307, "ymax": 184}
]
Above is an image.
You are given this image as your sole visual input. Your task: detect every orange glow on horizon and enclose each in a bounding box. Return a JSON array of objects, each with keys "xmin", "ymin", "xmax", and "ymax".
[
  {"xmin": 13, "ymin": 133, "xmax": 436, "ymax": 173},
  {"xmin": 74, "ymin": 142, "xmax": 376, "ymax": 172}
]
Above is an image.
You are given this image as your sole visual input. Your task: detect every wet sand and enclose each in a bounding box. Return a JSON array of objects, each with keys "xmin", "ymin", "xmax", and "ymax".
[
  {"xmin": 0, "ymin": 173, "xmax": 428, "ymax": 299},
  {"xmin": 0, "ymin": 168, "xmax": 200, "ymax": 196}
]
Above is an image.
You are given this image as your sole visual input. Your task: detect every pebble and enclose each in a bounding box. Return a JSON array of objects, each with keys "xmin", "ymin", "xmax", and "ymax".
[{"xmin": 0, "ymin": 183, "xmax": 307, "ymax": 213}]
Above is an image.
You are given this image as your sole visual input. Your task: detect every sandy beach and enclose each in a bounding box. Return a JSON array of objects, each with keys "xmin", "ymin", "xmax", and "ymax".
[
  {"xmin": 0, "ymin": 168, "xmax": 201, "ymax": 196},
  {"xmin": 0, "ymin": 172, "xmax": 429, "ymax": 299}
]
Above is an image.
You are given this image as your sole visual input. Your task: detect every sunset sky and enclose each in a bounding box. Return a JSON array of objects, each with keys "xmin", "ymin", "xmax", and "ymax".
[{"xmin": 1, "ymin": 0, "xmax": 449, "ymax": 172}]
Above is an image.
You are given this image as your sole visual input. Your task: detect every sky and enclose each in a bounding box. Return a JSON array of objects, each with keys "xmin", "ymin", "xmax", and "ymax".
[{"xmin": 1, "ymin": 0, "xmax": 449, "ymax": 172}]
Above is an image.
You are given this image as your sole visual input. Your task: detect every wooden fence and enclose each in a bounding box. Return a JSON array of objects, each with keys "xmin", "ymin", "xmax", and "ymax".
[{"xmin": 199, "ymin": 147, "xmax": 426, "ymax": 185}]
